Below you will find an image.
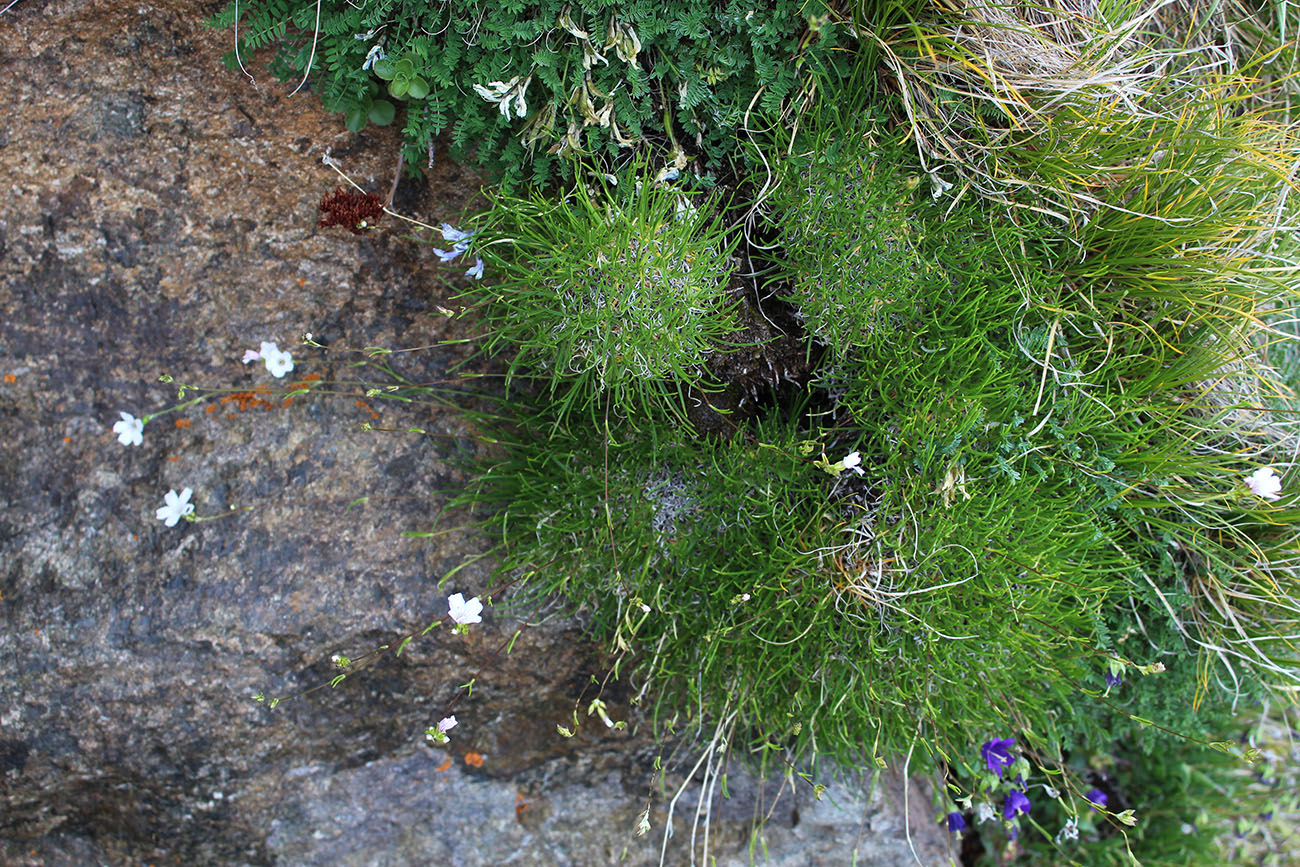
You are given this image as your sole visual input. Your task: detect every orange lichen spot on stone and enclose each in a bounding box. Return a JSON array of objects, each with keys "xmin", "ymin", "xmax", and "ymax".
[
  {"xmin": 169, "ymin": 456, "xmax": 180, "ymax": 462},
  {"xmin": 463, "ymin": 752, "xmax": 485, "ymax": 768},
  {"xmin": 281, "ymin": 397, "xmax": 295, "ymax": 407},
  {"xmin": 301, "ymin": 373, "xmax": 322, "ymax": 381},
  {"xmin": 63, "ymin": 436, "xmax": 71, "ymax": 445},
  {"xmin": 297, "ymin": 278, "xmax": 308, "ymax": 287},
  {"xmin": 436, "ymin": 757, "xmax": 453, "ymax": 773},
  {"xmin": 514, "ymin": 792, "xmax": 531, "ymax": 821},
  {"xmin": 3, "ymin": 373, "xmax": 15, "ymax": 383},
  {"xmin": 206, "ymin": 404, "xmax": 218, "ymax": 413},
  {"xmin": 222, "ymin": 390, "xmax": 276, "ymax": 412},
  {"xmin": 174, "ymin": 418, "xmax": 191, "ymax": 428}
]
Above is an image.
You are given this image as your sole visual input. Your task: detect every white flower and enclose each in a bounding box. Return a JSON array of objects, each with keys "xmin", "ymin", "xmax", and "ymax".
[
  {"xmin": 841, "ymin": 451, "xmax": 865, "ymax": 476},
  {"xmin": 425, "ymin": 717, "xmax": 457, "ymax": 744},
  {"xmin": 242, "ymin": 349, "xmax": 262, "ymax": 364},
  {"xmin": 465, "ymin": 258, "xmax": 484, "ymax": 280},
  {"xmin": 113, "ymin": 412, "xmax": 144, "ymax": 447},
  {"xmin": 447, "ymin": 592, "xmax": 483, "ymax": 626},
  {"xmin": 259, "ymin": 341, "xmax": 294, "ymax": 379},
  {"xmin": 975, "ymin": 801, "xmax": 997, "ymax": 824},
  {"xmin": 156, "ymin": 488, "xmax": 195, "ymax": 527},
  {"xmin": 1246, "ymin": 466, "xmax": 1283, "ymax": 500}
]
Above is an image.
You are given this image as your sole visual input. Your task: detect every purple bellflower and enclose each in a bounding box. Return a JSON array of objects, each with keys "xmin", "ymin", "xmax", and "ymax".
[
  {"xmin": 981, "ymin": 737, "xmax": 1016, "ymax": 777},
  {"xmin": 1004, "ymin": 789, "xmax": 1031, "ymax": 819}
]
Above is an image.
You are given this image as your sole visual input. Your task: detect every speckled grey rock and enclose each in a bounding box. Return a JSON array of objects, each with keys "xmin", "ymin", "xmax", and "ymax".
[{"xmin": 0, "ymin": 2, "xmax": 952, "ymax": 865}]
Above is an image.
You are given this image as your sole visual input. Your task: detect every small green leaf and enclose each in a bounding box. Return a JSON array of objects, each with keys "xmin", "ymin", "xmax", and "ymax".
[
  {"xmin": 372, "ymin": 56, "xmax": 396, "ymax": 80},
  {"xmin": 389, "ymin": 78, "xmax": 410, "ymax": 99},
  {"xmin": 405, "ymin": 76, "xmax": 429, "ymax": 100},
  {"xmin": 344, "ymin": 105, "xmax": 367, "ymax": 132},
  {"xmin": 368, "ymin": 99, "xmax": 396, "ymax": 125}
]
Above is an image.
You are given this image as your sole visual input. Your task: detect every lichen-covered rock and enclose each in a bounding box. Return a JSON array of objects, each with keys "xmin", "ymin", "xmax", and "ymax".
[{"xmin": 0, "ymin": 2, "xmax": 949, "ymax": 864}]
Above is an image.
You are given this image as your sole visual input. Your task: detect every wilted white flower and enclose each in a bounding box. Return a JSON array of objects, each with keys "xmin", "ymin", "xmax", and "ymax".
[
  {"xmin": 362, "ymin": 41, "xmax": 386, "ymax": 71},
  {"xmin": 975, "ymin": 801, "xmax": 997, "ymax": 824},
  {"xmin": 473, "ymin": 75, "xmax": 531, "ymax": 119},
  {"xmin": 1055, "ymin": 817, "xmax": 1079, "ymax": 843},
  {"xmin": 156, "ymin": 488, "xmax": 195, "ymax": 527},
  {"xmin": 113, "ymin": 412, "xmax": 144, "ymax": 447}
]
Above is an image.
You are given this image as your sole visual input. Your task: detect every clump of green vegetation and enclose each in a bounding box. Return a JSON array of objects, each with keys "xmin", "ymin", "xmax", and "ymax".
[
  {"xmin": 459, "ymin": 167, "xmax": 743, "ymax": 419},
  {"xmin": 214, "ymin": 0, "xmax": 1300, "ymax": 862},
  {"xmin": 457, "ymin": 24, "xmax": 1299, "ymax": 861},
  {"xmin": 211, "ymin": 0, "xmax": 843, "ymax": 188}
]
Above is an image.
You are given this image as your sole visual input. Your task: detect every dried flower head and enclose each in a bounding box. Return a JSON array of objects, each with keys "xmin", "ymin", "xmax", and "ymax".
[{"xmin": 318, "ymin": 187, "xmax": 385, "ymax": 235}]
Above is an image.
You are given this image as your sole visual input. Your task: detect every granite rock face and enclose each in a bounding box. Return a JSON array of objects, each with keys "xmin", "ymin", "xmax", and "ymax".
[{"xmin": 0, "ymin": 2, "xmax": 951, "ymax": 864}]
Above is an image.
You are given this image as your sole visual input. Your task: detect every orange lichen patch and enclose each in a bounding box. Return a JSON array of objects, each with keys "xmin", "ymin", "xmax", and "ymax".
[
  {"xmin": 281, "ymin": 397, "xmax": 295, "ymax": 407},
  {"xmin": 63, "ymin": 436, "xmax": 71, "ymax": 445},
  {"xmin": 174, "ymin": 418, "xmax": 191, "ymax": 428},
  {"xmin": 3, "ymin": 374, "xmax": 15, "ymax": 383},
  {"xmin": 205, "ymin": 404, "xmax": 217, "ymax": 413},
  {"xmin": 436, "ymin": 757, "xmax": 453, "ymax": 773},
  {"xmin": 297, "ymin": 278, "xmax": 307, "ymax": 287},
  {"xmin": 169, "ymin": 456, "xmax": 180, "ymax": 462},
  {"xmin": 221, "ymin": 387, "xmax": 276, "ymax": 412},
  {"xmin": 463, "ymin": 752, "xmax": 485, "ymax": 768},
  {"xmin": 514, "ymin": 792, "xmax": 531, "ymax": 821},
  {"xmin": 355, "ymin": 398, "xmax": 381, "ymax": 420}
]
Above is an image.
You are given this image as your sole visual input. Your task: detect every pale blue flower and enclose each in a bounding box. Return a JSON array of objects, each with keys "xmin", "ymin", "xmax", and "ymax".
[
  {"xmin": 465, "ymin": 258, "xmax": 484, "ymax": 280},
  {"xmin": 440, "ymin": 223, "xmax": 473, "ymax": 244}
]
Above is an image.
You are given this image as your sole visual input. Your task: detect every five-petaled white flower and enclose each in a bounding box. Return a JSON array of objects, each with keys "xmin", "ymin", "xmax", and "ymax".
[
  {"xmin": 156, "ymin": 488, "xmax": 195, "ymax": 527},
  {"xmin": 258, "ymin": 341, "xmax": 294, "ymax": 379},
  {"xmin": 447, "ymin": 592, "xmax": 483, "ymax": 630},
  {"xmin": 113, "ymin": 412, "xmax": 144, "ymax": 447},
  {"xmin": 465, "ymin": 258, "xmax": 484, "ymax": 280},
  {"xmin": 1246, "ymin": 466, "xmax": 1283, "ymax": 501}
]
